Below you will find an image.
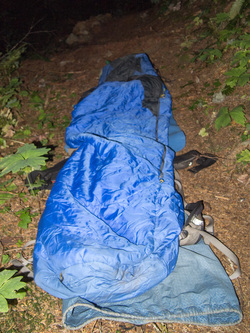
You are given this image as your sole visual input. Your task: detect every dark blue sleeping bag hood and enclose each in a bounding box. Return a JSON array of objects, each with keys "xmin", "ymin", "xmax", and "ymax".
[{"xmin": 33, "ymin": 53, "xmax": 186, "ymax": 303}]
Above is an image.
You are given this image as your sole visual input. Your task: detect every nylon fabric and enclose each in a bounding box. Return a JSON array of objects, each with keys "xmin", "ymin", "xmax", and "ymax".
[
  {"xmin": 62, "ymin": 241, "xmax": 242, "ymax": 329},
  {"xmin": 33, "ymin": 54, "xmax": 186, "ymax": 303}
]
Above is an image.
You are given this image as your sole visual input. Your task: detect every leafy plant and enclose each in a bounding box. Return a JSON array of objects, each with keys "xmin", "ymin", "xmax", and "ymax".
[
  {"xmin": 13, "ymin": 127, "xmax": 32, "ymax": 139},
  {"xmin": 241, "ymin": 124, "xmax": 250, "ymax": 142},
  {"xmin": 29, "ymin": 91, "xmax": 44, "ymax": 109},
  {"xmin": 28, "ymin": 91, "xmax": 55, "ymax": 129},
  {"xmin": 0, "ymin": 45, "xmax": 26, "ymax": 77},
  {"xmin": 222, "ymin": 34, "xmax": 250, "ymax": 94},
  {"xmin": 218, "ymin": 27, "xmax": 242, "ymax": 42},
  {"xmin": 198, "ymin": 48, "xmax": 222, "ymax": 63},
  {"xmin": 0, "ymin": 192, "xmax": 15, "ymax": 205},
  {"xmin": 213, "ymin": 12, "xmax": 230, "ymax": 25},
  {"xmin": 0, "ymin": 143, "xmax": 50, "ymax": 177},
  {"xmin": 0, "ymin": 282, "xmax": 57, "ymax": 331},
  {"xmin": 0, "ymin": 46, "xmax": 27, "ymax": 141},
  {"xmin": 224, "ymin": 67, "xmax": 249, "ymax": 88},
  {"xmin": 38, "ymin": 108, "xmax": 55, "ymax": 129},
  {"xmin": 59, "ymin": 115, "xmax": 71, "ymax": 129},
  {"xmin": 0, "ymin": 270, "xmax": 26, "ymax": 313},
  {"xmin": 209, "ymin": 0, "xmax": 246, "ymax": 34},
  {"xmin": 15, "ymin": 208, "xmax": 34, "ymax": 229},
  {"xmin": 0, "ymin": 143, "xmax": 50, "ymax": 201},
  {"xmin": 0, "ymin": 78, "xmax": 22, "ymax": 110},
  {"xmin": 236, "ymin": 149, "xmax": 250, "ymax": 164},
  {"xmin": 0, "ymin": 77, "xmax": 21, "ymax": 137},
  {"xmin": 193, "ymin": 16, "xmax": 203, "ymax": 26},
  {"xmin": 188, "ymin": 3, "xmax": 248, "ymax": 163},
  {"xmin": 215, "ymin": 106, "xmax": 246, "ymax": 131},
  {"xmin": 16, "ymin": 240, "xmax": 24, "ymax": 248},
  {"xmin": 189, "ymin": 98, "xmax": 207, "ymax": 111},
  {"xmin": 0, "ymin": 138, "xmax": 6, "ymax": 148},
  {"xmin": 0, "ymin": 178, "xmax": 17, "ymax": 205}
]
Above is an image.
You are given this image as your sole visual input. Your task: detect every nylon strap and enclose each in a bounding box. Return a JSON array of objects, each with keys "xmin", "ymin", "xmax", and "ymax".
[
  {"xmin": 174, "ymin": 168, "xmax": 240, "ymax": 279},
  {"xmin": 186, "ymin": 226, "xmax": 241, "ymax": 280}
]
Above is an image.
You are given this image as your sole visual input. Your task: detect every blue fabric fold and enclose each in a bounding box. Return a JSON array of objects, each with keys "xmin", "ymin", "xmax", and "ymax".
[
  {"xmin": 33, "ymin": 133, "xmax": 184, "ymax": 302},
  {"xmin": 62, "ymin": 241, "xmax": 242, "ymax": 329}
]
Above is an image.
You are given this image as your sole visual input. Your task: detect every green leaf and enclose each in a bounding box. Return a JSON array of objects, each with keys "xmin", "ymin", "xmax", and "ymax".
[
  {"xmin": 211, "ymin": 49, "xmax": 222, "ymax": 58},
  {"xmin": 6, "ymin": 97, "xmax": 21, "ymax": 109},
  {"xmin": 0, "ymin": 138, "xmax": 6, "ymax": 148},
  {"xmin": 215, "ymin": 107, "xmax": 231, "ymax": 131},
  {"xmin": 215, "ymin": 12, "xmax": 229, "ymax": 23},
  {"xmin": 232, "ymin": 51, "xmax": 250, "ymax": 66},
  {"xmin": 237, "ymin": 149, "xmax": 250, "ymax": 163},
  {"xmin": 16, "ymin": 209, "xmax": 32, "ymax": 229},
  {"xmin": 237, "ymin": 73, "xmax": 249, "ymax": 87},
  {"xmin": 16, "ymin": 240, "xmax": 23, "ymax": 247},
  {"xmin": 2, "ymin": 254, "xmax": 10, "ymax": 265},
  {"xmin": 0, "ymin": 270, "xmax": 16, "ymax": 288},
  {"xmin": 222, "ymin": 85, "xmax": 235, "ymax": 95},
  {"xmin": 213, "ymin": 79, "xmax": 222, "ymax": 88},
  {"xmin": 0, "ymin": 179, "xmax": 14, "ymax": 189},
  {"xmin": 241, "ymin": 133, "xmax": 249, "ymax": 142},
  {"xmin": 0, "ymin": 275, "xmax": 26, "ymax": 299},
  {"xmin": 230, "ymin": 106, "xmax": 246, "ymax": 126},
  {"xmin": 199, "ymin": 54, "xmax": 208, "ymax": 61},
  {"xmin": 224, "ymin": 67, "xmax": 246, "ymax": 78},
  {"xmin": 239, "ymin": 37, "xmax": 250, "ymax": 49},
  {"xmin": 219, "ymin": 28, "xmax": 236, "ymax": 41},
  {"xmin": 0, "ymin": 294, "xmax": 8, "ymax": 313},
  {"xmin": 19, "ymin": 90, "xmax": 29, "ymax": 97},
  {"xmin": 0, "ymin": 192, "xmax": 15, "ymax": 205},
  {"xmin": 16, "ymin": 290, "xmax": 26, "ymax": 299},
  {"xmin": 0, "ymin": 144, "xmax": 50, "ymax": 176},
  {"xmin": 30, "ymin": 92, "xmax": 44, "ymax": 105},
  {"xmin": 225, "ymin": 77, "xmax": 238, "ymax": 88},
  {"xmin": 10, "ymin": 78, "xmax": 19, "ymax": 85},
  {"xmin": 23, "ymin": 128, "xmax": 31, "ymax": 137},
  {"xmin": 0, "ymin": 206, "xmax": 11, "ymax": 214},
  {"xmin": 5, "ymin": 182, "xmax": 17, "ymax": 191}
]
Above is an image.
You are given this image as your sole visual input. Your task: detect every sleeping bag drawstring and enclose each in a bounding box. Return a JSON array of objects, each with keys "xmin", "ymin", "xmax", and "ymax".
[{"xmin": 159, "ymin": 145, "xmax": 166, "ymax": 182}]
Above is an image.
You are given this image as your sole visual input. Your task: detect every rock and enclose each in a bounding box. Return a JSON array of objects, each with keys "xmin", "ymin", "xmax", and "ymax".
[
  {"xmin": 60, "ymin": 60, "xmax": 73, "ymax": 67},
  {"xmin": 169, "ymin": 1, "xmax": 181, "ymax": 11},
  {"xmin": 66, "ymin": 33, "xmax": 80, "ymax": 46},
  {"xmin": 66, "ymin": 13, "xmax": 112, "ymax": 46},
  {"xmin": 91, "ymin": 20, "xmax": 101, "ymax": 28},
  {"xmin": 212, "ymin": 91, "xmax": 225, "ymax": 103},
  {"xmin": 140, "ymin": 11, "xmax": 148, "ymax": 19},
  {"xmin": 195, "ymin": 76, "xmax": 200, "ymax": 84},
  {"xmin": 105, "ymin": 50, "xmax": 113, "ymax": 58},
  {"xmin": 38, "ymin": 78, "xmax": 46, "ymax": 88},
  {"xmin": 73, "ymin": 22, "xmax": 89, "ymax": 36}
]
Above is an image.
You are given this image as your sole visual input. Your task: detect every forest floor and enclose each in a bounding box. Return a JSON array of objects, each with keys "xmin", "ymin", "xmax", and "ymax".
[{"xmin": 0, "ymin": 2, "xmax": 249, "ymax": 333}]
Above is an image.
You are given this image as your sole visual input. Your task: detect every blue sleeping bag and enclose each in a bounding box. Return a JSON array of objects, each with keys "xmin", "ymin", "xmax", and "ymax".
[{"xmin": 33, "ymin": 53, "xmax": 186, "ymax": 303}]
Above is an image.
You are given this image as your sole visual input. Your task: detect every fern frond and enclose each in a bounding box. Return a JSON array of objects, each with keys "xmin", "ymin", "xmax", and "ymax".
[{"xmin": 229, "ymin": 0, "xmax": 245, "ymax": 20}]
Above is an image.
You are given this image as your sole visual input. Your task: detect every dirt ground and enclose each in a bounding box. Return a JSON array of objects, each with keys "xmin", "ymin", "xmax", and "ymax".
[{"xmin": 0, "ymin": 3, "xmax": 249, "ymax": 333}]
